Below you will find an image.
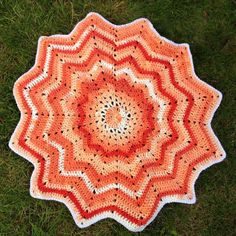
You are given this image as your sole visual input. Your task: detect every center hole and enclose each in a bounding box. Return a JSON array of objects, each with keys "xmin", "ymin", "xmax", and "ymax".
[{"xmin": 105, "ymin": 106, "xmax": 122, "ymax": 128}]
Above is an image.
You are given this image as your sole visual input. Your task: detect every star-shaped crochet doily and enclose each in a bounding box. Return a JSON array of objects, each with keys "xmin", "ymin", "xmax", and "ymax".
[{"xmin": 9, "ymin": 12, "xmax": 226, "ymax": 231}]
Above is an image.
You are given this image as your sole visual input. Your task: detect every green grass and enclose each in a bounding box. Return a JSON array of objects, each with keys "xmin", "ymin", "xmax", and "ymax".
[{"xmin": 0, "ymin": 0, "xmax": 235, "ymax": 235}]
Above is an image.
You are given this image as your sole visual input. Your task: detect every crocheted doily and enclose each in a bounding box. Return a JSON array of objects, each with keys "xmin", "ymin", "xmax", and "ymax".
[{"xmin": 9, "ymin": 12, "xmax": 226, "ymax": 231}]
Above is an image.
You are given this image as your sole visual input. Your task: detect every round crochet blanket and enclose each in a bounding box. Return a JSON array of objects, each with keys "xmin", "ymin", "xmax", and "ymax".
[{"xmin": 9, "ymin": 12, "xmax": 226, "ymax": 231}]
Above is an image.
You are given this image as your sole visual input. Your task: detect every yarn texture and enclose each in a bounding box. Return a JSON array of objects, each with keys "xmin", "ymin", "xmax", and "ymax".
[{"xmin": 9, "ymin": 12, "xmax": 226, "ymax": 231}]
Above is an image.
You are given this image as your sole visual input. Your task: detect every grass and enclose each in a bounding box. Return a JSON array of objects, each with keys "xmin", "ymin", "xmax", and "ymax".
[{"xmin": 0, "ymin": 0, "xmax": 235, "ymax": 235}]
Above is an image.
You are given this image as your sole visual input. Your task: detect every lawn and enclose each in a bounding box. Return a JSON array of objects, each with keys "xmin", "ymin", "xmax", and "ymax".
[{"xmin": 0, "ymin": 0, "xmax": 235, "ymax": 235}]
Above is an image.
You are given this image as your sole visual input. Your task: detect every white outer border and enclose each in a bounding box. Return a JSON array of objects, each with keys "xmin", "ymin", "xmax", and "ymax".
[{"xmin": 8, "ymin": 12, "xmax": 226, "ymax": 232}]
